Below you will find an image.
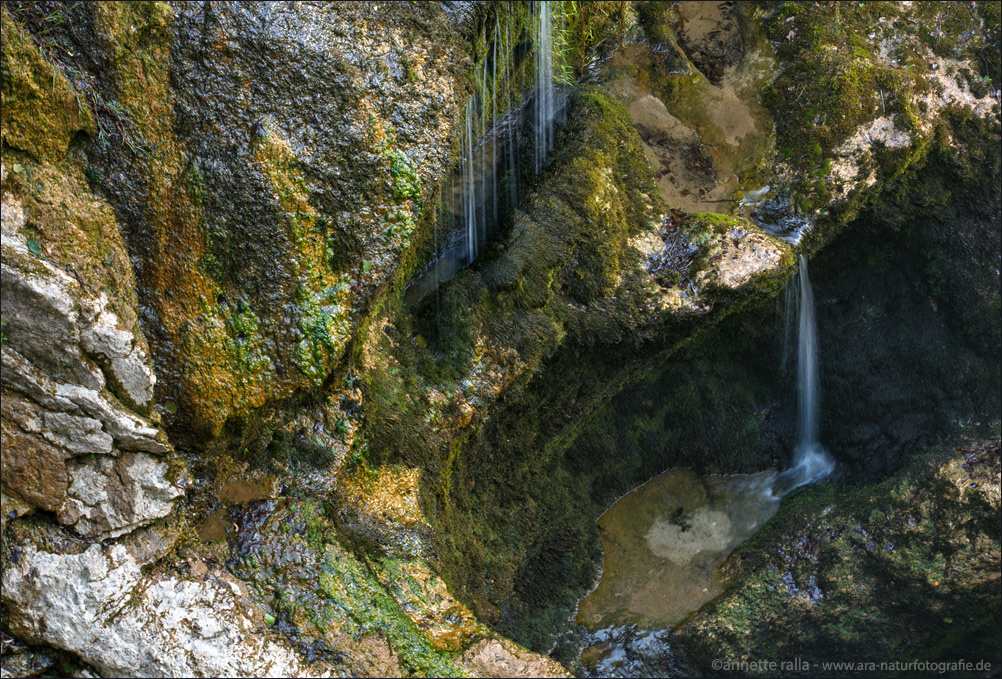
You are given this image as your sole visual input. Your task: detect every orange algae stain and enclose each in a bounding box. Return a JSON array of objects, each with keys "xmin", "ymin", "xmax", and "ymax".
[{"xmin": 340, "ymin": 465, "xmax": 429, "ymax": 528}]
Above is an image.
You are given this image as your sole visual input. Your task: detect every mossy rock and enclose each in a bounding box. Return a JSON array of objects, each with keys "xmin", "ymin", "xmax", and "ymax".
[
  {"xmin": 673, "ymin": 437, "xmax": 1002, "ymax": 674},
  {"xmin": 0, "ymin": 8, "xmax": 95, "ymax": 163}
]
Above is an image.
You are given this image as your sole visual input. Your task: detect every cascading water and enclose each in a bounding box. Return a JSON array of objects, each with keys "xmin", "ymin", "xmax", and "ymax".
[
  {"xmin": 406, "ymin": 1, "xmax": 563, "ymax": 305},
  {"xmin": 774, "ymin": 253, "xmax": 836, "ymax": 495},
  {"xmin": 534, "ymin": 0, "xmax": 556, "ymax": 175}
]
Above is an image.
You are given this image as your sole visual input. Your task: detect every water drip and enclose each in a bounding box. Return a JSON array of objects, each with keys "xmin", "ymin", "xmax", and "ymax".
[
  {"xmin": 535, "ymin": 0, "xmax": 556, "ymax": 175},
  {"xmin": 774, "ymin": 254, "xmax": 835, "ymax": 495},
  {"xmin": 406, "ymin": 1, "xmax": 564, "ymax": 305}
]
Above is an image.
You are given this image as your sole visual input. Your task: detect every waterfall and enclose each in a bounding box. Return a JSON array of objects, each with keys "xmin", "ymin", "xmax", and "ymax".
[
  {"xmin": 795, "ymin": 253, "xmax": 820, "ymax": 450},
  {"xmin": 534, "ymin": 0, "xmax": 556, "ymax": 174},
  {"xmin": 774, "ymin": 254, "xmax": 835, "ymax": 495},
  {"xmin": 464, "ymin": 99, "xmax": 477, "ymax": 262},
  {"xmin": 405, "ymin": 1, "xmax": 563, "ymax": 305}
]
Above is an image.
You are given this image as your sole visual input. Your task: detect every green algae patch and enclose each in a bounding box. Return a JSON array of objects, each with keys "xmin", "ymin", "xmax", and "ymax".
[
  {"xmin": 315, "ymin": 542, "xmax": 466, "ymax": 677},
  {"xmin": 255, "ymin": 131, "xmax": 353, "ymax": 386},
  {"xmin": 674, "ymin": 436, "xmax": 1002, "ymax": 673},
  {"xmin": 224, "ymin": 499, "xmax": 469, "ymax": 677},
  {"xmin": 386, "ymin": 148, "xmax": 421, "ymax": 203},
  {"xmin": 371, "ymin": 557, "xmax": 484, "ymax": 653},
  {"xmin": 0, "ymin": 8, "xmax": 95, "ymax": 163}
]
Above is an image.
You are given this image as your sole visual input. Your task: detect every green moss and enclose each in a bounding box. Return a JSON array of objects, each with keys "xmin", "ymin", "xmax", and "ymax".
[
  {"xmin": 1, "ymin": 7, "xmax": 95, "ymax": 163},
  {"xmin": 682, "ymin": 211, "xmax": 745, "ymax": 237},
  {"xmin": 762, "ymin": 3, "xmax": 919, "ymax": 198},
  {"xmin": 386, "ymin": 148, "xmax": 421, "ymax": 202}
]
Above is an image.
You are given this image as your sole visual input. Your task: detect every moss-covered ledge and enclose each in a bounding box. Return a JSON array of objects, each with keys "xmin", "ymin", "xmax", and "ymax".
[
  {"xmin": 347, "ymin": 87, "xmax": 797, "ymax": 652},
  {"xmin": 756, "ymin": 0, "xmax": 1000, "ymax": 251}
]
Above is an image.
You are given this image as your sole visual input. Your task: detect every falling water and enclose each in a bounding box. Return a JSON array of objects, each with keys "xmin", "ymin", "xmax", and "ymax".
[
  {"xmin": 774, "ymin": 254, "xmax": 835, "ymax": 494},
  {"xmin": 406, "ymin": 1, "xmax": 563, "ymax": 305},
  {"xmin": 534, "ymin": 0, "xmax": 556, "ymax": 174},
  {"xmin": 465, "ymin": 99, "xmax": 477, "ymax": 262}
]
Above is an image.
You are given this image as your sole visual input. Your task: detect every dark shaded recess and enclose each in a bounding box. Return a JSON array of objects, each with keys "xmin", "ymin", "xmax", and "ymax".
[
  {"xmin": 427, "ymin": 292, "xmax": 794, "ymax": 652},
  {"xmin": 813, "ymin": 114, "xmax": 1001, "ymax": 479},
  {"xmin": 430, "ymin": 111, "xmax": 1000, "ymax": 651}
]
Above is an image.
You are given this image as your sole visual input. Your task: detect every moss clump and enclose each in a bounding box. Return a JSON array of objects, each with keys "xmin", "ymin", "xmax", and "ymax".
[
  {"xmin": 386, "ymin": 148, "xmax": 421, "ymax": 202},
  {"xmin": 364, "ymin": 86, "xmax": 663, "ymax": 466},
  {"xmin": 1, "ymin": 8, "xmax": 95, "ymax": 163},
  {"xmin": 763, "ymin": 3, "xmax": 922, "ymax": 172},
  {"xmin": 760, "ymin": 0, "xmax": 999, "ymax": 215},
  {"xmin": 682, "ymin": 211, "xmax": 746, "ymax": 238}
]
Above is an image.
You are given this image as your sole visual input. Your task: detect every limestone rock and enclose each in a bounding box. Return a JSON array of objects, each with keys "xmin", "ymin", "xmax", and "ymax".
[
  {"xmin": 82, "ymin": 308, "xmax": 156, "ymax": 411},
  {"xmin": 61, "ymin": 453, "xmax": 185, "ymax": 539},
  {"xmin": 1, "ymin": 395, "xmax": 74, "ymax": 512},
  {"xmin": 457, "ymin": 637, "xmax": 571, "ymax": 678},
  {"xmin": 2, "ymin": 166, "xmax": 179, "ymax": 539},
  {"xmin": 1, "ymin": 246, "xmax": 105, "ymax": 392},
  {"xmin": 2, "ymin": 542, "xmax": 320, "ymax": 678}
]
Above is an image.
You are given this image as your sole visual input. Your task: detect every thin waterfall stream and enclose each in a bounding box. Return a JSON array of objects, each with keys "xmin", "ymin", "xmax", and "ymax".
[
  {"xmin": 405, "ymin": 1, "xmax": 562, "ymax": 306},
  {"xmin": 571, "ymin": 253, "xmax": 836, "ymax": 675},
  {"xmin": 534, "ymin": 0, "xmax": 556, "ymax": 174},
  {"xmin": 774, "ymin": 253, "xmax": 836, "ymax": 494}
]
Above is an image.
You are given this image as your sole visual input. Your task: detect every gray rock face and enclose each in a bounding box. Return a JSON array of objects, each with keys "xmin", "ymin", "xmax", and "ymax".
[
  {"xmin": 82, "ymin": 308, "xmax": 157, "ymax": 411},
  {"xmin": 1, "ymin": 166, "xmax": 180, "ymax": 539},
  {"xmin": 2, "ymin": 542, "xmax": 317, "ymax": 678},
  {"xmin": 62, "ymin": 453, "xmax": 184, "ymax": 539}
]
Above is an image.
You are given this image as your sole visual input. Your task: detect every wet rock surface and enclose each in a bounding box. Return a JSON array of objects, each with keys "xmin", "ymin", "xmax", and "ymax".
[
  {"xmin": 94, "ymin": 0, "xmax": 469, "ymax": 440},
  {"xmin": 1, "ymin": 1, "xmax": 999, "ymax": 677}
]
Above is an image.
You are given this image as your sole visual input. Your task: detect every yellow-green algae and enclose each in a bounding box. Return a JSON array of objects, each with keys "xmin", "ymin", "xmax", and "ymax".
[{"xmin": 0, "ymin": 7, "xmax": 95, "ymax": 163}]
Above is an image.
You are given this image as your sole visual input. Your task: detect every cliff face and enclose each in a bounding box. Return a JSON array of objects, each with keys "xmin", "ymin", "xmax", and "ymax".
[{"xmin": 1, "ymin": 1, "xmax": 998, "ymax": 677}]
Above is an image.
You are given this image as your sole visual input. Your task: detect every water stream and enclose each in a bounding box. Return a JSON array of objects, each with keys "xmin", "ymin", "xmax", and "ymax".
[
  {"xmin": 773, "ymin": 253, "xmax": 836, "ymax": 494},
  {"xmin": 405, "ymin": 1, "xmax": 562, "ymax": 305},
  {"xmin": 571, "ymin": 255, "xmax": 835, "ymax": 675},
  {"xmin": 534, "ymin": 0, "xmax": 556, "ymax": 174}
]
